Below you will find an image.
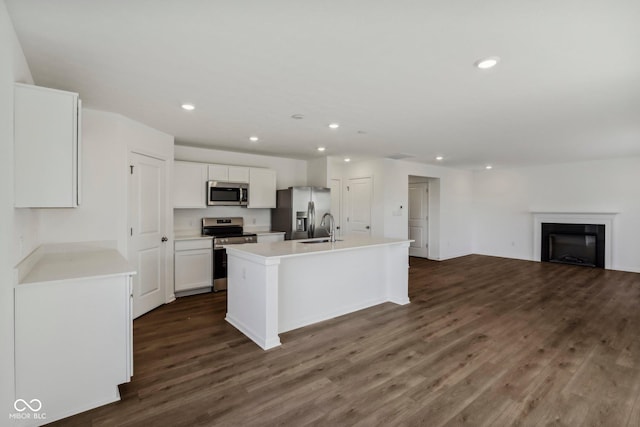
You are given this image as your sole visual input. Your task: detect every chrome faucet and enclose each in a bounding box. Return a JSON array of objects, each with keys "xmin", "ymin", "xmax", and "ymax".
[{"xmin": 320, "ymin": 213, "xmax": 336, "ymax": 242}]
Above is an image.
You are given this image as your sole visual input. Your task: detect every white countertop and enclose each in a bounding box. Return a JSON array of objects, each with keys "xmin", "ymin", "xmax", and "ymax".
[
  {"xmin": 225, "ymin": 236, "xmax": 412, "ymax": 260},
  {"xmin": 174, "ymin": 231, "xmax": 283, "ymax": 240},
  {"xmin": 254, "ymin": 230, "xmax": 286, "ymax": 236},
  {"xmin": 174, "ymin": 232, "xmax": 214, "ymax": 241},
  {"xmin": 19, "ymin": 246, "xmax": 136, "ymax": 285}
]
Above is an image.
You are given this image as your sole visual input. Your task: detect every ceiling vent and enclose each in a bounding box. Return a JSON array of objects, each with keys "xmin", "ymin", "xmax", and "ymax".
[{"xmin": 386, "ymin": 153, "xmax": 414, "ymax": 160}]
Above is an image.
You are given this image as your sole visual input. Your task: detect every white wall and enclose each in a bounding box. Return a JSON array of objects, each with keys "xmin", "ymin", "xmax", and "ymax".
[
  {"xmin": 38, "ymin": 109, "xmax": 174, "ymax": 256},
  {"xmin": 382, "ymin": 160, "xmax": 474, "ymax": 260},
  {"xmin": 174, "ymin": 207, "xmax": 271, "ymax": 234},
  {"xmin": 38, "ymin": 110, "xmax": 127, "ymax": 252},
  {"xmin": 1, "ymin": 0, "xmax": 34, "ymax": 417},
  {"xmin": 331, "ymin": 156, "xmax": 473, "ymax": 260},
  {"xmin": 472, "ymin": 157, "xmax": 640, "ymax": 272},
  {"xmin": 307, "ymin": 157, "xmax": 328, "ymax": 187}
]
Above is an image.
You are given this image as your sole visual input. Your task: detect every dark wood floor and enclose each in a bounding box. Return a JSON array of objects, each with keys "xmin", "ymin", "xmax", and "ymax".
[{"xmin": 51, "ymin": 255, "xmax": 640, "ymax": 426}]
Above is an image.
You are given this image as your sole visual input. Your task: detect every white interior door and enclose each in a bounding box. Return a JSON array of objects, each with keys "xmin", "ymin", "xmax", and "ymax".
[
  {"xmin": 346, "ymin": 177, "xmax": 372, "ymax": 236},
  {"xmin": 129, "ymin": 152, "xmax": 167, "ymax": 318},
  {"xmin": 330, "ymin": 178, "xmax": 342, "ymax": 237},
  {"xmin": 408, "ymin": 182, "xmax": 429, "ymax": 258}
]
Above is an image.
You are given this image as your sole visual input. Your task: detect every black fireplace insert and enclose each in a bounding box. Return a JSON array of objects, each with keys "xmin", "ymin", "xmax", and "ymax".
[{"xmin": 541, "ymin": 223, "xmax": 605, "ymax": 268}]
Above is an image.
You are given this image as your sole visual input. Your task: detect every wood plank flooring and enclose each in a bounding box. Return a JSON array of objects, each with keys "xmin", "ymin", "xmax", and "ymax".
[{"xmin": 51, "ymin": 255, "xmax": 640, "ymax": 426}]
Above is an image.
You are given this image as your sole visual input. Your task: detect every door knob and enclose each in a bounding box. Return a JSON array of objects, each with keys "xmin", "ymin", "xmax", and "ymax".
[{"xmin": 161, "ymin": 236, "xmax": 168, "ymax": 242}]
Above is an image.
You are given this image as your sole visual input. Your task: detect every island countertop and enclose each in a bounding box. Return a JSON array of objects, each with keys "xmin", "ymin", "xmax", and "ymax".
[{"xmin": 225, "ymin": 235, "xmax": 412, "ymax": 260}]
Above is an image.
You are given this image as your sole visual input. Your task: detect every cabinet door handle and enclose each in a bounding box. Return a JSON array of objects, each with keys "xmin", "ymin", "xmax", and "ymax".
[
  {"xmin": 365, "ymin": 226, "xmax": 370, "ymax": 229},
  {"xmin": 161, "ymin": 236, "xmax": 168, "ymax": 242}
]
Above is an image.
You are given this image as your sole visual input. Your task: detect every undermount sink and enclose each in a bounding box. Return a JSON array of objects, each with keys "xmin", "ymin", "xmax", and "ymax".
[{"xmin": 300, "ymin": 239, "xmax": 343, "ymax": 244}]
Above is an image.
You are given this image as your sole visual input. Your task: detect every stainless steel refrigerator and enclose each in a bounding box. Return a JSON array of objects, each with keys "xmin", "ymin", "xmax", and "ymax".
[{"xmin": 271, "ymin": 187, "xmax": 331, "ymax": 240}]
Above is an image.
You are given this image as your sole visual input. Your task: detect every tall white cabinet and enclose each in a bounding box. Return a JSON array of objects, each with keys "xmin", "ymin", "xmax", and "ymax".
[
  {"xmin": 248, "ymin": 168, "xmax": 276, "ymax": 208},
  {"xmin": 14, "ymin": 83, "xmax": 82, "ymax": 208},
  {"xmin": 173, "ymin": 161, "xmax": 208, "ymax": 208}
]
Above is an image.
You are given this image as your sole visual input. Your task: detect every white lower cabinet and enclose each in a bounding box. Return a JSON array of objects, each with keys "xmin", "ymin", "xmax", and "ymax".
[
  {"xmin": 174, "ymin": 238, "xmax": 212, "ymax": 293},
  {"xmin": 14, "ymin": 274, "xmax": 133, "ymax": 424}
]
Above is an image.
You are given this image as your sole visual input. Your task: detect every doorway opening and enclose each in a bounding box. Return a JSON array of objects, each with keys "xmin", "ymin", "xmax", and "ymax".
[{"xmin": 408, "ymin": 176, "xmax": 440, "ymax": 260}]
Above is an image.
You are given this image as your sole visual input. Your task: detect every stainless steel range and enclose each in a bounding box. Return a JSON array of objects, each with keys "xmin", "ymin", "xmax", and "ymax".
[{"xmin": 202, "ymin": 217, "xmax": 257, "ymax": 291}]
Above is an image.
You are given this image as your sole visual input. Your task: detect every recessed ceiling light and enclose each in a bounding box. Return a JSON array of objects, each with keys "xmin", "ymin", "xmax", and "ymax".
[
  {"xmin": 329, "ymin": 123, "xmax": 340, "ymax": 129},
  {"xmin": 344, "ymin": 158, "xmax": 351, "ymax": 162},
  {"xmin": 435, "ymin": 156, "xmax": 444, "ymax": 161},
  {"xmin": 181, "ymin": 103, "xmax": 195, "ymax": 111},
  {"xmin": 485, "ymin": 165, "xmax": 493, "ymax": 170},
  {"xmin": 291, "ymin": 114, "xmax": 304, "ymax": 119},
  {"xmin": 317, "ymin": 147, "xmax": 326, "ymax": 152},
  {"xmin": 475, "ymin": 57, "xmax": 500, "ymax": 69},
  {"xmin": 249, "ymin": 136, "xmax": 259, "ymax": 142}
]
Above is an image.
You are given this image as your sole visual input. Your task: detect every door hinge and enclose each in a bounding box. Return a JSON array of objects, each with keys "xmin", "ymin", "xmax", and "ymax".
[
  {"xmin": 130, "ymin": 227, "xmax": 133, "ymax": 236},
  {"xmin": 347, "ymin": 186, "xmax": 350, "ymax": 191},
  {"xmin": 130, "ymin": 165, "xmax": 134, "ymax": 174}
]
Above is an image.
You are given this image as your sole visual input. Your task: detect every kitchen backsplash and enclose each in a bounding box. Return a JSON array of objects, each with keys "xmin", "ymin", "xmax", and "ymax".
[{"xmin": 174, "ymin": 207, "xmax": 271, "ymax": 234}]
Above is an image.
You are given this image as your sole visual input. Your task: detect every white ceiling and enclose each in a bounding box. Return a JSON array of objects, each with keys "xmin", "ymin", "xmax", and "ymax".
[{"xmin": 6, "ymin": 0, "xmax": 640, "ymax": 169}]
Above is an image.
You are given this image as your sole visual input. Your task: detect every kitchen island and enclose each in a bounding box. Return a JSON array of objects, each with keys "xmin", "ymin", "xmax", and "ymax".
[{"xmin": 225, "ymin": 236, "xmax": 411, "ymax": 349}]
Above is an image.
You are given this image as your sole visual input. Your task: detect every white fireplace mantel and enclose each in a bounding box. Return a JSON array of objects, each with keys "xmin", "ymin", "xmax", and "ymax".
[{"xmin": 532, "ymin": 212, "xmax": 618, "ymax": 269}]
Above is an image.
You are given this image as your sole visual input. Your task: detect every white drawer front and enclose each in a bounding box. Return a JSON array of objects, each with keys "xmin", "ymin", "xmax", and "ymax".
[{"xmin": 175, "ymin": 239, "xmax": 212, "ymax": 251}]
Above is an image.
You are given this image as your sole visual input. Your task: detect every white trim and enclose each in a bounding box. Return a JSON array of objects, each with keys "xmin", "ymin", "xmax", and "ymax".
[
  {"xmin": 532, "ymin": 212, "xmax": 618, "ymax": 269},
  {"xmin": 226, "ymin": 314, "xmax": 281, "ymax": 350}
]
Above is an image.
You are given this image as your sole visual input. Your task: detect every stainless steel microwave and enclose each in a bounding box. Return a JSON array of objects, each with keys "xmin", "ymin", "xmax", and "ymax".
[{"xmin": 207, "ymin": 181, "xmax": 248, "ymax": 206}]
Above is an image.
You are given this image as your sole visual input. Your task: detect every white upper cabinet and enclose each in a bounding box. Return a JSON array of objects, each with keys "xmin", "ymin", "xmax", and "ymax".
[
  {"xmin": 248, "ymin": 168, "xmax": 276, "ymax": 208},
  {"xmin": 14, "ymin": 83, "xmax": 81, "ymax": 208},
  {"xmin": 173, "ymin": 161, "xmax": 208, "ymax": 208},
  {"xmin": 208, "ymin": 164, "xmax": 249, "ymax": 183},
  {"xmin": 173, "ymin": 161, "xmax": 275, "ymax": 209},
  {"xmin": 229, "ymin": 166, "xmax": 250, "ymax": 183}
]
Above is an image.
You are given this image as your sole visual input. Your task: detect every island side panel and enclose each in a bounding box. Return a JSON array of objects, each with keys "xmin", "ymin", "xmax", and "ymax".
[
  {"xmin": 385, "ymin": 242, "xmax": 411, "ymax": 305},
  {"xmin": 278, "ymin": 245, "xmax": 393, "ymax": 334},
  {"xmin": 226, "ymin": 252, "xmax": 281, "ymax": 350}
]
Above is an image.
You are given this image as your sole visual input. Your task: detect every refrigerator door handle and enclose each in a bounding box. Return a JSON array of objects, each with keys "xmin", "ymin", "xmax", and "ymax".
[{"xmin": 308, "ymin": 201, "xmax": 315, "ymax": 238}]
